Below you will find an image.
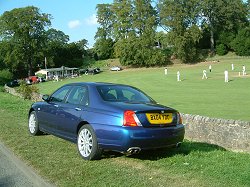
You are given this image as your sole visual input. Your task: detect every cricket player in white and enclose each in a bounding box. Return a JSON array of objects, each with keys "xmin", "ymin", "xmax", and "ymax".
[
  {"xmin": 242, "ymin": 65, "xmax": 246, "ymax": 76},
  {"xmin": 177, "ymin": 71, "xmax": 180, "ymax": 81},
  {"xmin": 164, "ymin": 67, "xmax": 168, "ymax": 75},
  {"xmin": 202, "ymin": 70, "xmax": 207, "ymax": 79},
  {"xmin": 224, "ymin": 70, "xmax": 229, "ymax": 82}
]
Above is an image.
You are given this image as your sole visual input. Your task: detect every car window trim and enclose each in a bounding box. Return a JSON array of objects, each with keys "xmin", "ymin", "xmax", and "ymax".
[{"xmin": 49, "ymin": 86, "xmax": 72, "ymax": 103}]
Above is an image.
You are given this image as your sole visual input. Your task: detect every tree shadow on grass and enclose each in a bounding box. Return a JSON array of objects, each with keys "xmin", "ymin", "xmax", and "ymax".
[{"xmin": 102, "ymin": 141, "xmax": 226, "ymax": 161}]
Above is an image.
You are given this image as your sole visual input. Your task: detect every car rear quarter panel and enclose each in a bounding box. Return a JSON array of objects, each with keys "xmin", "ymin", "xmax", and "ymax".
[{"xmin": 80, "ymin": 107, "xmax": 124, "ymax": 147}]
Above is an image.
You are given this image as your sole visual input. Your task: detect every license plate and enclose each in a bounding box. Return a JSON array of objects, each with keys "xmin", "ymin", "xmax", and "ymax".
[{"xmin": 146, "ymin": 113, "xmax": 173, "ymax": 124}]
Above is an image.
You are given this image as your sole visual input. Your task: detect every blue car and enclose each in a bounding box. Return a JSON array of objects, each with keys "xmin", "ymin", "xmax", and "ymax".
[{"xmin": 28, "ymin": 82, "xmax": 185, "ymax": 160}]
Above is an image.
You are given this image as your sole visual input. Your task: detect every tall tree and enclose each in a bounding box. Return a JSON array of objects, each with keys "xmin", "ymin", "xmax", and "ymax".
[
  {"xmin": 133, "ymin": 0, "xmax": 157, "ymax": 36},
  {"xmin": 200, "ymin": 0, "xmax": 248, "ymax": 54},
  {"xmin": 96, "ymin": 4, "xmax": 114, "ymax": 39},
  {"xmin": 46, "ymin": 28, "xmax": 69, "ymax": 44},
  {"xmin": 44, "ymin": 28, "xmax": 69, "ymax": 67},
  {"xmin": 112, "ymin": 0, "xmax": 134, "ymax": 40},
  {"xmin": 231, "ymin": 27, "xmax": 250, "ymax": 56},
  {"xmin": 0, "ymin": 6, "xmax": 51, "ymax": 76},
  {"xmin": 94, "ymin": 38, "xmax": 114, "ymax": 60},
  {"xmin": 75, "ymin": 39, "xmax": 88, "ymax": 59},
  {"xmin": 158, "ymin": 0, "xmax": 202, "ymax": 63},
  {"xmin": 113, "ymin": 0, "xmax": 166, "ymax": 66},
  {"xmin": 95, "ymin": 4, "xmax": 115, "ymax": 60},
  {"xmin": 247, "ymin": 0, "xmax": 250, "ymax": 20},
  {"xmin": 75, "ymin": 39, "xmax": 88, "ymax": 52}
]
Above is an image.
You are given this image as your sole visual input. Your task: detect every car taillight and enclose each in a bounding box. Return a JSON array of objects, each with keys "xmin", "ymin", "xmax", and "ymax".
[
  {"xmin": 177, "ymin": 112, "xmax": 182, "ymax": 124},
  {"xmin": 123, "ymin": 110, "xmax": 139, "ymax": 127}
]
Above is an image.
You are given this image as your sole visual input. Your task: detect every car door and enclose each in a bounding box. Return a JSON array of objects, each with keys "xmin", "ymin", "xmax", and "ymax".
[
  {"xmin": 56, "ymin": 86, "xmax": 89, "ymax": 141},
  {"xmin": 38, "ymin": 85, "xmax": 72, "ymax": 134}
]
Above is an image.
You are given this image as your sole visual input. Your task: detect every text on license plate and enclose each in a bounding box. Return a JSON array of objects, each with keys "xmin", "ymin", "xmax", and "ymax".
[{"xmin": 146, "ymin": 113, "xmax": 173, "ymax": 124}]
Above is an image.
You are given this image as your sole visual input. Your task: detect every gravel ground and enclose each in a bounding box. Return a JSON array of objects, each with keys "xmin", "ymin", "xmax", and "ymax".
[{"xmin": 0, "ymin": 142, "xmax": 55, "ymax": 187}]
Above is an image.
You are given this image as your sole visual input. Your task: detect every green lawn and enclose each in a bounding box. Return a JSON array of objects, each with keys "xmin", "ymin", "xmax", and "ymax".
[
  {"xmin": 37, "ymin": 56, "xmax": 250, "ymax": 121},
  {"xmin": 0, "ymin": 56, "xmax": 250, "ymax": 186},
  {"xmin": 0, "ymin": 91, "xmax": 250, "ymax": 187}
]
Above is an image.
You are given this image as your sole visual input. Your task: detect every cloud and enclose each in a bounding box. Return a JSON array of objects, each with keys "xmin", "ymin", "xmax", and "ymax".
[
  {"xmin": 68, "ymin": 20, "xmax": 81, "ymax": 29},
  {"xmin": 85, "ymin": 14, "xmax": 98, "ymax": 26}
]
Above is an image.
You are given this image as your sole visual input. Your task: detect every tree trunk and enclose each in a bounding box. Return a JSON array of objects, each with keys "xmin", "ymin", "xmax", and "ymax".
[
  {"xmin": 28, "ymin": 58, "xmax": 33, "ymax": 76},
  {"xmin": 210, "ymin": 28, "xmax": 215, "ymax": 55}
]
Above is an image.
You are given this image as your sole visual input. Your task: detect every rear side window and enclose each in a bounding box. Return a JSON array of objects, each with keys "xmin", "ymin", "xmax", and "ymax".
[
  {"xmin": 97, "ymin": 85, "xmax": 155, "ymax": 103},
  {"xmin": 50, "ymin": 86, "xmax": 71, "ymax": 102},
  {"xmin": 65, "ymin": 86, "xmax": 89, "ymax": 106}
]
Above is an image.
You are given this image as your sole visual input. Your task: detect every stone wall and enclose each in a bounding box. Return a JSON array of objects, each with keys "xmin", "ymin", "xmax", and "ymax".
[
  {"xmin": 4, "ymin": 85, "xmax": 42, "ymax": 101},
  {"xmin": 182, "ymin": 113, "xmax": 250, "ymax": 153},
  {"xmin": 4, "ymin": 84, "xmax": 22, "ymax": 97}
]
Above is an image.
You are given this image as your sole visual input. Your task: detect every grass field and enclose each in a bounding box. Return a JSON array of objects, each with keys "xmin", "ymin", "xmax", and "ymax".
[
  {"xmin": 0, "ymin": 55, "xmax": 250, "ymax": 186},
  {"xmin": 37, "ymin": 55, "xmax": 250, "ymax": 121},
  {"xmin": 0, "ymin": 91, "xmax": 250, "ymax": 187}
]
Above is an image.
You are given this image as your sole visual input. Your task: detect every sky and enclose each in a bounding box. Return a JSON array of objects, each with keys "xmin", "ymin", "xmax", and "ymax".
[{"xmin": 0, "ymin": 0, "xmax": 113, "ymax": 48}]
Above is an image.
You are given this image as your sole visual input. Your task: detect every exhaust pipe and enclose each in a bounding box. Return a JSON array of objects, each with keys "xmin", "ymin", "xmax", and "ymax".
[{"xmin": 127, "ymin": 147, "xmax": 141, "ymax": 155}]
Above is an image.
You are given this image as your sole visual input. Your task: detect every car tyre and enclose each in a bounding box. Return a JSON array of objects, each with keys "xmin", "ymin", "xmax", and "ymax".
[
  {"xmin": 28, "ymin": 111, "xmax": 41, "ymax": 135},
  {"xmin": 77, "ymin": 124, "xmax": 102, "ymax": 160}
]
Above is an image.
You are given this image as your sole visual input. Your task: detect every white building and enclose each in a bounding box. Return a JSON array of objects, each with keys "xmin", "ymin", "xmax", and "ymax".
[{"xmin": 35, "ymin": 66, "xmax": 78, "ymax": 80}]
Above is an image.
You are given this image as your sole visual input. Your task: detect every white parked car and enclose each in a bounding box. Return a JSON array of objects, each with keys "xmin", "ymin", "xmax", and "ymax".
[{"xmin": 110, "ymin": 66, "xmax": 122, "ymax": 71}]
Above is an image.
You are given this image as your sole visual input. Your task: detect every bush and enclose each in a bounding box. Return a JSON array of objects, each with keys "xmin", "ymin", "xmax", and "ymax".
[
  {"xmin": 216, "ymin": 32, "xmax": 235, "ymax": 50},
  {"xmin": 216, "ymin": 44, "xmax": 228, "ymax": 56},
  {"xmin": 0, "ymin": 69, "xmax": 13, "ymax": 86},
  {"xmin": 94, "ymin": 38, "xmax": 114, "ymax": 60},
  {"xmin": 231, "ymin": 27, "xmax": 250, "ymax": 56},
  {"xmin": 114, "ymin": 36, "xmax": 169, "ymax": 67},
  {"xmin": 0, "ymin": 86, "xmax": 4, "ymax": 92},
  {"xmin": 17, "ymin": 81, "xmax": 39, "ymax": 100}
]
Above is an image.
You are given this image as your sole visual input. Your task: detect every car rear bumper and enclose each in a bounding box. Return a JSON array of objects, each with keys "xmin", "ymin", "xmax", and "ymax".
[{"xmin": 96, "ymin": 124, "xmax": 185, "ymax": 152}]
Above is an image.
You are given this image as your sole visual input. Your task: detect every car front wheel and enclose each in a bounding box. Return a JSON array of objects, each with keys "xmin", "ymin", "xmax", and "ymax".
[
  {"xmin": 28, "ymin": 111, "xmax": 41, "ymax": 135},
  {"xmin": 77, "ymin": 124, "xmax": 102, "ymax": 160}
]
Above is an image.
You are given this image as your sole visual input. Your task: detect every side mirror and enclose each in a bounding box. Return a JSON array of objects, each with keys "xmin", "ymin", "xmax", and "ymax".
[{"xmin": 42, "ymin": 95, "xmax": 50, "ymax": 102}]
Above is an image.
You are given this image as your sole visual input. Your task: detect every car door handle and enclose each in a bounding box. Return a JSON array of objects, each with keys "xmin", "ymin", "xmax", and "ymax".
[
  {"xmin": 75, "ymin": 107, "xmax": 81, "ymax": 111},
  {"xmin": 54, "ymin": 104, "xmax": 58, "ymax": 107}
]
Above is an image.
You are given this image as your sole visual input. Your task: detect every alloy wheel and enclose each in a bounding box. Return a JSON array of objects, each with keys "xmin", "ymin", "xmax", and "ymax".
[
  {"xmin": 29, "ymin": 113, "xmax": 36, "ymax": 133},
  {"xmin": 78, "ymin": 128, "xmax": 93, "ymax": 158}
]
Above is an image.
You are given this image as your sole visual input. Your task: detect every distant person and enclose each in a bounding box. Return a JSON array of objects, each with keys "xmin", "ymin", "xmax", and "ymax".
[
  {"xmin": 177, "ymin": 71, "xmax": 181, "ymax": 81},
  {"xmin": 224, "ymin": 70, "xmax": 229, "ymax": 82},
  {"xmin": 55, "ymin": 75, "xmax": 59, "ymax": 82},
  {"xmin": 209, "ymin": 65, "xmax": 212, "ymax": 72},
  {"xmin": 242, "ymin": 65, "xmax": 246, "ymax": 76},
  {"xmin": 202, "ymin": 70, "xmax": 207, "ymax": 79},
  {"xmin": 231, "ymin": 63, "xmax": 234, "ymax": 71},
  {"xmin": 164, "ymin": 67, "xmax": 168, "ymax": 75},
  {"xmin": 26, "ymin": 78, "xmax": 31, "ymax": 85}
]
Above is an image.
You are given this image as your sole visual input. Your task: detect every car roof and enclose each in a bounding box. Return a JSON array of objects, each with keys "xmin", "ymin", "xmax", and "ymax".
[{"xmin": 63, "ymin": 82, "xmax": 130, "ymax": 87}]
